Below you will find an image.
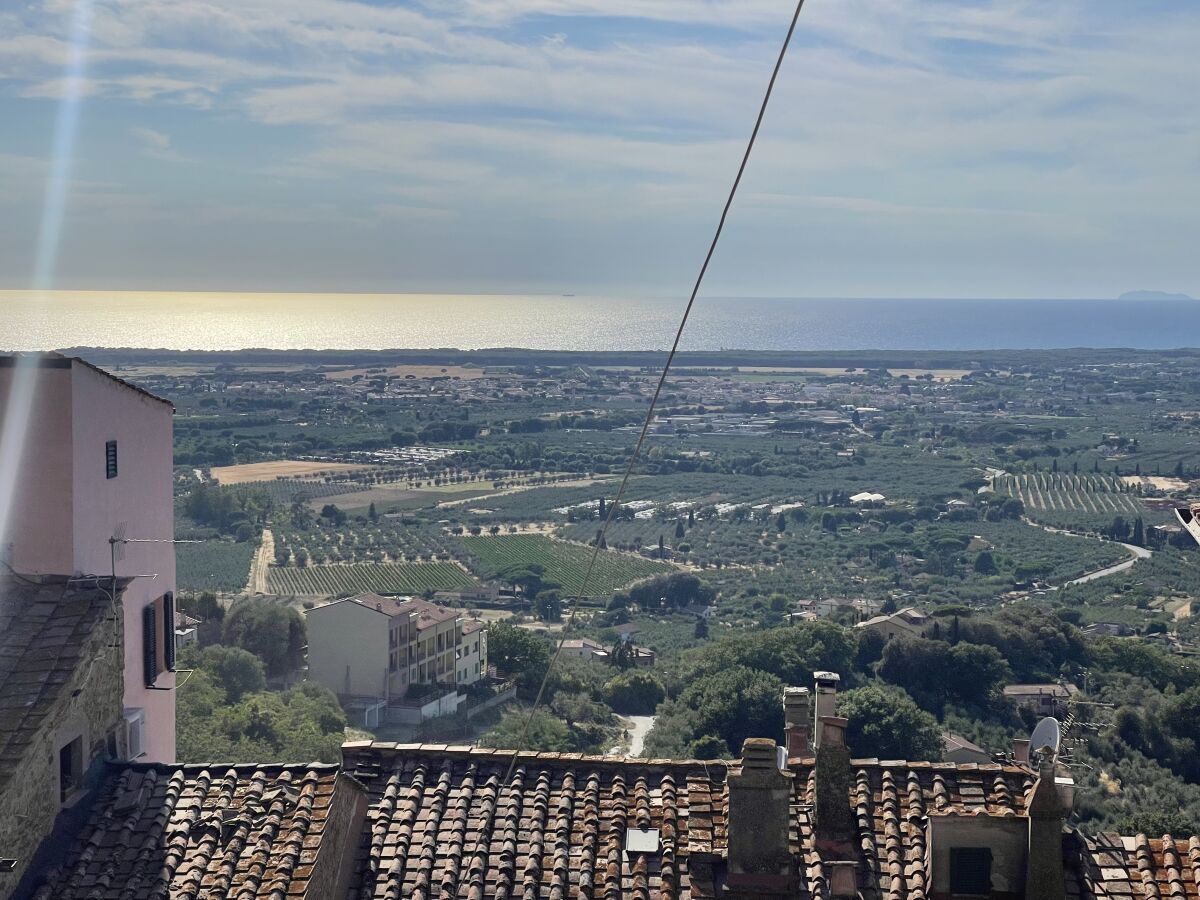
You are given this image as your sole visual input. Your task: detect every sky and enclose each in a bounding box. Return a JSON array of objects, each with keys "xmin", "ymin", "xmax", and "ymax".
[{"xmin": 0, "ymin": 0, "xmax": 1197, "ymax": 298}]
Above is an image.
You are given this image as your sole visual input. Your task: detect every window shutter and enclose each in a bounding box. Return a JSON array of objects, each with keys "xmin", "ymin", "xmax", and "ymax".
[
  {"xmin": 105, "ymin": 440, "xmax": 118, "ymax": 479},
  {"xmin": 142, "ymin": 603, "xmax": 158, "ymax": 687},
  {"xmin": 162, "ymin": 592, "xmax": 176, "ymax": 672}
]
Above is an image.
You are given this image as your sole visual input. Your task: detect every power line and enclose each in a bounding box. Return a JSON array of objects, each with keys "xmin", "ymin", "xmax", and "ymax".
[{"xmin": 502, "ymin": 0, "xmax": 810, "ymax": 779}]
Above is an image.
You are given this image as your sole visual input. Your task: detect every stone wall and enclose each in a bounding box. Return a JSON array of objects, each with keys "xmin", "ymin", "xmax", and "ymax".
[
  {"xmin": 305, "ymin": 773, "xmax": 368, "ymax": 900},
  {"xmin": 2, "ymin": 609, "xmax": 124, "ymax": 898}
]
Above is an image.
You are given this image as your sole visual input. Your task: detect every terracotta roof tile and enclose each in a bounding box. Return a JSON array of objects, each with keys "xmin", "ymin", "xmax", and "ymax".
[
  {"xmin": 344, "ymin": 744, "xmax": 730, "ymax": 900},
  {"xmin": 31, "ymin": 763, "xmax": 361, "ymax": 900},
  {"xmin": 1074, "ymin": 832, "xmax": 1200, "ymax": 900}
]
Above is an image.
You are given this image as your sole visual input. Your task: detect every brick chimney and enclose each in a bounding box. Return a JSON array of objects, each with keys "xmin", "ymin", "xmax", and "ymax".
[
  {"xmin": 812, "ymin": 671, "xmax": 840, "ymax": 748},
  {"xmin": 783, "ymin": 687, "xmax": 811, "ymax": 757},
  {"xmin": 725, "ymin": 738, "xmax": 794, "ymax": 898},
  {"xmin": 1012, "ymin": 738, "xmax": 1030, "ymax": 764},
  {"xmin": 813, "ymin": 715, "xmax": 855, "ymax": 858},
  {"xmin": 1025, "ymin": 759, "xmax": 1068, "ymax": 900}
]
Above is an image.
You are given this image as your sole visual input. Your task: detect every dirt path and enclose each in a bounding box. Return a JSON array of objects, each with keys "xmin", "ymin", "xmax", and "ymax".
[
  {"xmin": 436, "ymin": 475, "xmax": 622, "ymax": 509},
  {"xmin": 246, "ymin": 528, "xmax": 274, "ymax": 595},
  {"xmin": 609, "ymin": 715, "xmax": 656, "ymax": 758}
]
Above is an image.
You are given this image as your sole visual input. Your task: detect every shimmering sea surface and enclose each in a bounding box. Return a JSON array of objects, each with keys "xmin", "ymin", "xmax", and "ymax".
[{"xmin": 1, "ymin": 291, "xmax": 1198, "ymax": 351}]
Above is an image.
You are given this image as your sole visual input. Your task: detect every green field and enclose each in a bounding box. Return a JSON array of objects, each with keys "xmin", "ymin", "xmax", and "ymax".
[
  {"xmin": 176, "ymin": 540, "xmax": 256, "ymax": 593},
  {"xmin": 265, "ymin": 562, "xmax": 475, "ymax": 596},
  {"xmin": 995, "ymin": 473, "xmax": 1149, "ymax": 532},
  {"xmin": 462, "ymin": 534, "xmax": 673, "ymax": 597}
]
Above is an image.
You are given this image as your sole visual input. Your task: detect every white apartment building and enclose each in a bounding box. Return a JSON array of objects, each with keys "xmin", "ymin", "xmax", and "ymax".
[{"xmin": 307, "ymin": 593, "xmax": 488, "ymax": 703}]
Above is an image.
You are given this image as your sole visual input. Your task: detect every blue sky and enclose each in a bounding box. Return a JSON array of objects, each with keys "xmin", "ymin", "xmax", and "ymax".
[{"xmin": 0, "ymin": 0, "xmax": 1197, "ymax": 297}]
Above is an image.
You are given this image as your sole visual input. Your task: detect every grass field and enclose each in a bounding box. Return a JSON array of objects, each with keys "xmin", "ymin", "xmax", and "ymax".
[
  {"xmin": 211, "ymin": 460, "xmax": 376, "ymax": 484},
  {"xmin": 462, "ymin": 534, "xmax": 673, "ymax": 597},
  {"xmin": 177, "ymin": 540, "xmax": 256, "ymax": 593},
  {"xmin": 265, "ymin": 561, "xmax": 475, "ymax": 596}
]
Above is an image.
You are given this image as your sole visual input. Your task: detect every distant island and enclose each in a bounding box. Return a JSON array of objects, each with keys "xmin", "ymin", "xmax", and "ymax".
[{"xmin": 1119, "ymin": 290, "xmax": 1194, "ymax": 301}]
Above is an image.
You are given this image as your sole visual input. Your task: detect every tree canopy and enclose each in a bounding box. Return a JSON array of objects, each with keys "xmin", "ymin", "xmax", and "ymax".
[{"xmin": 838, "ymin": 685, "xmax": 943, "ymax": 760}]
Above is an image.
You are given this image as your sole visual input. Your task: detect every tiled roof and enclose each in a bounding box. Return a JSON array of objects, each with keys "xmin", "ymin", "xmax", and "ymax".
[
  {"xmin": 830, "ymin": 759, "xmax": 1033, "ymax": 900},
  {"xmin": 31, "ymin": 763, "xmax": 362, "ymax": 899},
  {"xmin": 0, "ymin": 573, "xmax": 125, "ymax": 795},
  {"xmin": 342, "ymin": 742, "xmax": 730, "ymax": 900},
  {"xmin": 336, "ymin": 743, "xmax": 1042, "ymax": 900},
  {"xmin": 341, "ymin": 594, "xmax": 459, "ymax": 627},
  {"xmin": 1070, "ymin": 832, "xmax": 1200, "ymax": 900},
  {"xmin": 402, "ymin": 597, "xmax": 460, "ymax": 627}
]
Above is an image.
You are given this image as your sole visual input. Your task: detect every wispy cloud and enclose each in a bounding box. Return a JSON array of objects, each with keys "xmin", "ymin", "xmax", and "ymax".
[
  {"xmin": 0, "ymin": 0, "xmax": 1196, "ymax": 296},
  {"xmin": 130, "ymin": 125, "xmax": 185, "ymax": 161}
]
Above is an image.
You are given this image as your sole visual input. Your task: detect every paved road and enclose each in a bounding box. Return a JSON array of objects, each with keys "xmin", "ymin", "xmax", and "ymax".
[
  {"xmin": 1026, "ymin": 520, "xmax": 1152, "ymax": 586},
  {"xmin": 1067, "ymin": 541, "xmax": 1151, "ymax": 585}
]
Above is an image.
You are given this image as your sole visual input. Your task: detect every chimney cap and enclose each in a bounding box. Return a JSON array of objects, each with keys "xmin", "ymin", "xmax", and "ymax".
[
  {"xmin": 814, "ymin": 671, "xmax": 841, "ymax": 686},
  {"xmin": 784, "ymin": 686, "xmax": 811, "ymax": 700}
]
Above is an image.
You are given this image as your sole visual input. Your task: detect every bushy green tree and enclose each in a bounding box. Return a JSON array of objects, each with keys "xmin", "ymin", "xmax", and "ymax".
[
  {"xmin": 604, "ymin": 671, "xmax": 666, "ymax": 714},
  {"xmin": 480, "ymin": 708, "xmax": 571, "ymax": 752},
  {"xmin": 679, "ymin": 666, "xmax": 785, "ymax": 755},
  {"xmin": 177, "ymin": 673, "xmax": 346, "ymax": 763},
  {"xmin": 838, "ymin": 685, "xmax": 943, "ymax": 760},
  {"xmin": 221, "ymin": 599, "xmax": 306, "ymax": 677},
  {"xmin": 690, "ymin": 620, "xmax": 857, "ymax": 687},
  {"xmin": 182, "ymin": 645, "xmax": 265, "ymax": 701}
]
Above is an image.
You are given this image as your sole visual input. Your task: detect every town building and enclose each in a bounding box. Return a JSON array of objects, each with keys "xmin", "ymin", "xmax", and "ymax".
[
  {"xmin": 855, "ymin": 606, "xmax": 929, "ymax": 641},
  {"xmin": 0, "ymin": 354, "xmax": 177, "ymax": 764},
  {"xmin": 458, "ymin": 618, "xmax": 487, "ymax": 685},
  {"xmin": 558, "ymin": 637, "xmax": 656, "ymax": 667},
  {"xmin": 942, "ymin": 730, "xmax": 993, "ymax": 764},
  {"xmin": 305, "ymin": 593, "xmax": 487, "ymax": 706},
  {"xmin": 1004, "ymin": 682, "xmax": 1078, "ymax": 719}
]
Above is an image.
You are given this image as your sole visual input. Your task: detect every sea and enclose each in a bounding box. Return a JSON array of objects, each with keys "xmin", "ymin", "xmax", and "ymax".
[{"xmin": 2, "ymin": 291, "xmax": 1199, "ymax": 352}]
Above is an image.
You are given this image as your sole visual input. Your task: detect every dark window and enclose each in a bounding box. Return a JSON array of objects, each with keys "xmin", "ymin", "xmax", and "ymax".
[
  {"xmin": 143, "ymin": 602, "xmax": 158, "ymax": 687},
  {"xmin": 162, "ymin": 592, "xmax": 176, "ymax": 671},
  {"xmin": 105, "ymin": 440, "xmax": 118, "ymax": 479},
  {"xmin": 59, "ymin": 736, "xmax": 83, "ymax": 803},
  {"xmin": 949, "ymin": 847, "xmax": 992, "ymax": 895}
]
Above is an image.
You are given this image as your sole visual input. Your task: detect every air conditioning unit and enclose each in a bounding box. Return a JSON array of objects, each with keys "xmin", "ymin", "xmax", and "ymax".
[{"xmin": 122, "ymin": 708, "xmax": 146, "ymax": 760}]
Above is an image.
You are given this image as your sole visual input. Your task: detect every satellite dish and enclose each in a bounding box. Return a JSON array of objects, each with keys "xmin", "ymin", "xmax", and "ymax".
[
  {"xmin": 1175, "ymin": 505, "xmax": 1200, "ymax": 547},
  {"xmin": 1029, "ymin": 717, "xmax": 1061, "ymax": 759}
]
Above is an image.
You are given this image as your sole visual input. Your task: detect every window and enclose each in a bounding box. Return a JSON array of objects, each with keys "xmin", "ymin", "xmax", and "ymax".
[
  {"xmin": 105, "ymin": 440, "xmax": 118, "ymax": 479},
  {"xmin": 59, "ymin": 736, "xmax": 83, "ymax": 803},
  {"xmin": 143, "ymin": 594, "xmax": 171, "ymax": 687},
  {"xmin": 949, "ymin": 847, "xmax": 992, "ymax": 895}
]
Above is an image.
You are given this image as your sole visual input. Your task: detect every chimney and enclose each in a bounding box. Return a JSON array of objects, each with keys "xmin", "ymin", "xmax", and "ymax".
[
  {"xmin": 813, "ymin": 715, "xmax": 855, "ymax": 858},
  {"xmin": 783, "ymin": 687, "xmax": 811, "ymax": 757},
  {"xmin": 725, "ymin": 738, "xmax": 794, "ymax": 896},
  {"xmin": 1012, "ymin": 738, "xmax": 1030, "ymax": 764},
  {"xmin": 1025, "ymin": 759, "xmax": 1068, "ymax": 900},
  {"xmin": 812, "ymin": 671, "xmax": 840, "ymax": 748}
]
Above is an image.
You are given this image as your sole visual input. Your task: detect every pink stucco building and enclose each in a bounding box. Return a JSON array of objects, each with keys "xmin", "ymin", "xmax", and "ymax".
[{"xmin": 0, "ymin": 353, "xmax": 176, "ymax": 762}]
